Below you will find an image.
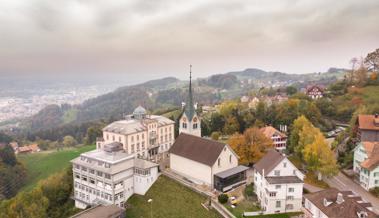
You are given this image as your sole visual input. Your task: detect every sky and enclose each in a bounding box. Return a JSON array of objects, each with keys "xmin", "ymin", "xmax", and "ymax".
[{"xmin": 0, "ymin": 0, "xmax": 379, "ymax": 82}]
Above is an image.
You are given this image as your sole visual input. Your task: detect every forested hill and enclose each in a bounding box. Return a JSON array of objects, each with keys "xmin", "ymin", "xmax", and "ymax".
[{"xmin": 16, "ymin": 68, "xmax": 345, "ymax": 137}]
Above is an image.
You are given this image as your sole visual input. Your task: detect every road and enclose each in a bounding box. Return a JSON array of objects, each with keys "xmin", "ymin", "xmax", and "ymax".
[{"xmin": 324, "ymin": 172, "xmax": 379, "ymax": 214}]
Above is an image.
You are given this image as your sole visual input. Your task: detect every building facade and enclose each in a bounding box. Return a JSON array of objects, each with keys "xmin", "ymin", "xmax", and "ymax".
[
  {"xmin": 169, "ymin": 133, "xmax": 248, "ymax": 192},
  {"xmin": 97, "ymin": 106, "xmax": 175, "ymax": 162},
  {"xmin": 306, "ymin": 85, "xmax": 324, "ymax": 99},
  {"xmin": 353, "ymin": 141, "xmax": 379, "ymax": 190},
  {"xmin": 357, "ymin": 114, "xmax": 379, "ymax": 142},
  {"xmin": 254, "ymin": 150, "xmax": 304, "ymax": 214},
  {"xmin": 71, "ymin": 142, "xmax": 159, "ymax": 209},
  {"xmin": 179, "ymin": 69, "xmax": 201, "ymax": 137},
  {"xmin": 303, "ymin": 188, "xmax": 376, "ymax": 218},
  {"xmin": 260, "ymin": 126, "xmax": 287, "ymax": 151}
]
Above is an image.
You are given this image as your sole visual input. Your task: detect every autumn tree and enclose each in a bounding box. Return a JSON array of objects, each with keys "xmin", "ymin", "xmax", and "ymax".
[
  {"xmin": 288, "ymin": 115, "xmax": 312, "ymax": 154},
  {"xmin": 223, "ymin": 116, "xmax": 240, "ymax": 135},
  {"xmin": 364, "ymin": 48, "xmax": 379, "ymax": 72},
  {"xmin": 62, "ymin": 135, "xmax": 77, "ymax": 147},
  {"xmin": 303, "ymin": 132, "xmax": 338, "ymax": 178},
  {"xmin": 228, "ymin": 127, "xmax": 273, "ymax": 165}
]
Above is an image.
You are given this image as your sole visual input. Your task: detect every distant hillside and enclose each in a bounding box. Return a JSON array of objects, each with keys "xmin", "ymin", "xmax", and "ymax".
[{"xmin": 13, "ymin": 67, "xmax": 346, "ymax": 137}]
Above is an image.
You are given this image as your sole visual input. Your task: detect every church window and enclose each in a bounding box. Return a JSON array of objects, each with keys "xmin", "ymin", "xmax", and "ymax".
[
  {"xmin": 182, "ymin": 123, "xmax": 187, "ymax": 129},
  {"xmin": 229, "ymin": 155, "xmax": 232, "ymax": 163},
  {"xmin": 218, "ymin": 158, "xmax": 221, "ymax": 167},
  {"xmin": 193, "ymin": 123, "xmax": 198, "ymax": 129}
]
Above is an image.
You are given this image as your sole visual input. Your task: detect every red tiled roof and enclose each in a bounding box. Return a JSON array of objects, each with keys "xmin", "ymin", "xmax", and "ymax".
[
  {"xmin": 360, "ymin": 141, "xmax": 379, "ymax": 170},
  {"xmin": 260, "ymin": 126, "xmax": 287, "ymax": 139},
  {"xmin": 253, "ymin": 149, "xmax": 285, "ymax": 175},
  {"xmin": 358, "ymin": 115, "xmax": 379, "ymax": 131}
]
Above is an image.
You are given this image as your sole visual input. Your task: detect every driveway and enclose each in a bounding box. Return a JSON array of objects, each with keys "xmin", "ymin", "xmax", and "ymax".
[{"xmin": 324, "ymin": 172, "xmax": 379, "ymax": 214}]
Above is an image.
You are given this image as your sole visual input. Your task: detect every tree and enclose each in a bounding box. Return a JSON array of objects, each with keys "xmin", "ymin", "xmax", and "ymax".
[
  {"xmin": 86, "ymin": 126, "xmax": 102, "ymax": 145},
  {"xmin": 286, "ymin": 86, "xmax": 297, "ymax": 96},
  {"xmin": 297, "ymin": 124, "xmax": 321, "ymax": 158},
  {"xmin": 355, "ymin": 64, "xmax": 368, "ymax": 87},
  {"xmin": 364, "ymin": 48, "xmax": 379, "ymax": 72},
  {"xmin": 302, "ymin": 133, "xmax": 338, "ymax": 177},
  {"xmin": 62, "ymin": 135, "xmax": 77, "ymax": 147},
  {"xmin": 228, "ymin": 127, "xmax": 273, "ymax": 165},
  {"xmin": 288, "ymin": 115, "xmax": 312, "ymax": 153},
  {"xmin": 211, "ymin": 132, "xmax": 221, "ymax": 140},
  {"xmin": 223, "ymin": 116, "xmax": 240, "ymax": 135}
]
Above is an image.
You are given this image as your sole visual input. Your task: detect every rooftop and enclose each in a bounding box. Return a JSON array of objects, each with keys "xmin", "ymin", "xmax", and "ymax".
[
  {"xmin": 358, "ymin": 114, "xmax": 379, "ymax": 131},
  {"xmin": 253, "ymin": 149, "xmax": 285, "ymax": 175},
  {"xmin": 103, "ymin": 115, "xmax": 174, "ymax": 135},
  {"xmin": 304, "ymin": 188, "xmax": 376, "ymax": 218},
  {"xmin": 214, "ymin": 165, "xmax": 249, "ymax": 179},
  {"xmin": 169, "ymin": 133, "xmax": 227, "ymax": 166},
  {"xmin": 360, "ymin": 141, "xmax": 379, "ymax": 170},
  {"xmin": 265, "ymin": 176, "xmax": 303, "ymax": 184},
  {"xmin": 70, "ymin": 204, "xmax": 125, "ymax": 218},
  {"xmin": 260, "ymin": 126, "xmax": 287, "ymax": 138}
]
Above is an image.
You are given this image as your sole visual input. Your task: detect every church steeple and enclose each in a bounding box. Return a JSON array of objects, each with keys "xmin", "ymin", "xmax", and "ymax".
[
  {"xmin": 185, "ymin": 65, "xmax": 195, "ymax": 120},
  {"xmin": 179, "ymin": 65, "xmax": 201, "ymax": 137}
]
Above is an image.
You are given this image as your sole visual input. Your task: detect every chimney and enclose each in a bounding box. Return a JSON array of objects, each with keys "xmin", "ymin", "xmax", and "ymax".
[
  {"xmin": 336, "ymin": 193, "xmax": 344, "ymax": 204},
  {"xmin": 374, "ymin": 113, "xmax": 379, "ymax": 126},
  {"xmin": 323, "ymin": 198, "xmax": 332, "ymax": 207}
]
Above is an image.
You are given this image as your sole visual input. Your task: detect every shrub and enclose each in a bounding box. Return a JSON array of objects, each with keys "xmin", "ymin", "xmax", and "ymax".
[
  {"xmin": 218, "ymin": 194, "xmax": 228, "ymax": 204},
  {"xmin": 369, "ymin": 187, "xmax": 379, "ymax": 197},
  {"xmin": 211, "ymin": 131, "xmax": 221, "ymax": 141},
  {"xmin": 245, "ymin": 184, "xmax": 254, "ymax": 197}
]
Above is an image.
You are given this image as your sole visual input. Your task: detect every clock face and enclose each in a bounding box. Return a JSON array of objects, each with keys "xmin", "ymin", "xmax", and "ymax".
[
  {"xmin": 193, "ymin": 117, "xmax": 197, "ymax": 122},
  {"xmin": 182, "ymin": 117, "xmax": 187, "ymax": 122}
]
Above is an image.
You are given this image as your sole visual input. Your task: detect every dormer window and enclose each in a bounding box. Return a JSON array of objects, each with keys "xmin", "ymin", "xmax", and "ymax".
[{"xmin": 274, "ymin": 170, "xmax": 280, "ymax": 176}]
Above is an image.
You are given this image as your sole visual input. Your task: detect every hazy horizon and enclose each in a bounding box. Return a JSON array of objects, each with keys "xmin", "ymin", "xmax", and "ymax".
[{"xmin": 1, "ymin": 0, "xmax": 379, "ymax": 80}]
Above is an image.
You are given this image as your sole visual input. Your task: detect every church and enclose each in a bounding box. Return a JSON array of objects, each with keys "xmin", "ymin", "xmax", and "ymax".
[{"xmin": 169, "ymin": 67, "xmax": 249, "ymax": 192}]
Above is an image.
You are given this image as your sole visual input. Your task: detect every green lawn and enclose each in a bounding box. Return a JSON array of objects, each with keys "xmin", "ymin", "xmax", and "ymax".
[
  {"xmin": 18, "ymin": 144, "xmax": 95, "ymax": 191},
  {"xmin": 250, "ymin": 212, "xmax": 303, "ymax": 218},
  {"xmin": 127, "ymin": 176, "xmax": 221, "ymax": 218},
  {"xmin": 225, "ymin": 199, "xmax": 260, "ymax": 218}
]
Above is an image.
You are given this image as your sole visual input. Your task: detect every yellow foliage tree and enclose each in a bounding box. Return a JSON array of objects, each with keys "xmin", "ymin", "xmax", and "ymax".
[
  {"xmin": 302, "ymin": 132, "xmax": 338, "ymax": 177},
  {"xmin": 228, "ymin": 127, "xmax": 273, "ymax": 165}
]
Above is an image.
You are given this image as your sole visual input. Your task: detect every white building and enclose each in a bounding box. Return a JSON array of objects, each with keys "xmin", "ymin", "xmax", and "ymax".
[
  {"xmin": 179, "ymin": 70, "xmax": 201, "ymax": 137},
  {"xmin": 97, "ymin": 106, "xmax": 175, "ymax": 163},
  {"xmin": 253, "ymin": 150, "xmax": 304, "ymax": 214},
  {"xmin": 353, "ymin": 141, "xmax": 379, "ymax": 190},
  {"xmin": 303, "ymin": 188, "xmax": 376, "ymax": 218},
  {"xmin": 71, "ymin": 142, "xmax": 159, "ymax": 209},
  {"xmin": 169, "ymin": 133, "xmax": 248, "ymax": 192},
  {"xmin": 260, "ymin": 126, "xmax": 287, "ymax": 151}
]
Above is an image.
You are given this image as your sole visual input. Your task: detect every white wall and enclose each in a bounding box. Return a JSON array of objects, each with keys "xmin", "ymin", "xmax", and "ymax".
[
  {"xmin": 304, "ymin": 199, "xmax": 328, "ymax": 218},
  {"xmin": 267, "ymin": 158, "xmax": 304, "ymax": 180},
  {"xmin": 212, "ymin": 145, "xmax": 238, "ymax": 175},
  {"xmin": 134, "ymin": 167, "xmax": 159, "ymax": 195},
  {"xmin": 170, "ymin": 154, "xmax": 212, "ymax": 185}
]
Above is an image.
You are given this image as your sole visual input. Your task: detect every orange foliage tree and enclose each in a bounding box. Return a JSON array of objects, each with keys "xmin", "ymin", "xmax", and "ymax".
[{"xmin": 228, "ymin": 127, "xmax": 273, "ymax": 165}]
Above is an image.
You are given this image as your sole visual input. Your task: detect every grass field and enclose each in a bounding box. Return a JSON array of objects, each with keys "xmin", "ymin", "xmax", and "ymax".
[
  {"xmin": 127, "ymin": 176, "xmax": 221, "ymax": 218},
  {"xmin": 18, "ymin": 144, "xmax": 95, "ymax": 191},
  {"xmin": 225, "ymin": 199, "xmax": 260, "ymax": 218}
]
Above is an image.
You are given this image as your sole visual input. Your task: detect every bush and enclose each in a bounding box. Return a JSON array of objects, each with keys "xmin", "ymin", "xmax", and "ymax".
[
  {"xmin": 211, "ymin": 132, "xmax": 221, "ymax": 140},
  {"xmin": 218, "ymin": 194, "xmax": 228, "ymax": 204},
  {"xmin": 245, "ymin": 183, "xmax": 254, "ymax": 197},
  {"xmin": 369, "ymin": 187, "xmax": 379, "ymax": 197}
]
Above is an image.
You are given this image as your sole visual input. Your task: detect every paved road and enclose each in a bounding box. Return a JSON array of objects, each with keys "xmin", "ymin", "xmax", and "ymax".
[{"xmin": 324, "ymin": 172, "xmax": 379, "ymax": 214}]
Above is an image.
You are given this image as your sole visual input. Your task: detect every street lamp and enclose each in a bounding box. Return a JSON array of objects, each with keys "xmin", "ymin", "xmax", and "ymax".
[{"xmin": 147, "ymin": 198, "xmax": 153, "ymax": 218}]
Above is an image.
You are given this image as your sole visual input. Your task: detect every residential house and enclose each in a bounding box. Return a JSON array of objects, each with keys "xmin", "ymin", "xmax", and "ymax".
[
  {"xmin": 17, "ymin": 143, "xmax": 40, "ymax": 154},
  {"xmin": 71, "ymin": 142, "xmax": 159, "ymax": 209},
  {"xmin": 70, "ymin": 204, "xmax": 125, "ymax": 218},
  {"xmin": 303, "ymin": 188, "xmax": 376, "ymax": 218},
  {"xmin": 353, "ymin": 141, "xmax": 379, "ymax": 190},
  {"xmin": 306, "ymin": 85, "xmax": 324, "ymax": 99},
  {"xmin": 240, "ymin": 96, "xmax": 250, "ymax": 103},
  {"xmin": 248, "ymin": 97, "xmax": 260, "ymax": 109},
  {"xmin": 253, "ymin": 149, "xmax": 304, "ymax": 214},
  {"xmin": 260, "ymin": 126, "xmax": 287, "ymax": 151},
  {"xmin": 98, "ymin": 106, "xmax": 175, "ymax": 163},
  {"xmin": 169, "ymin": 133, "xmax": 248, "ymax": 192},
  {"xmin": 10, "ymin": 142, "xmax": 19, "ymax": 153},
  {"xmin": 357, "ymin": 114, "xmax": 379, "ymax": 142}
]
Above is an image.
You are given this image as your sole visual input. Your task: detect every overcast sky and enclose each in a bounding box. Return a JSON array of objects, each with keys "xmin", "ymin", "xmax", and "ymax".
[{"xmin": 0, "ymin": 0, "xmax": 378, "ymax": 81}]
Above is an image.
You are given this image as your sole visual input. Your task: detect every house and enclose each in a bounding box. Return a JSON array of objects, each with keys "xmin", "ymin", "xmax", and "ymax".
[
  {"xmin": 70, "ymin": 204, "xmax": 125, "ymax": 218},
  {"xmin": 71, "ymin": 142, "xmax": 159, "ymax": 209},
  {"xmin": 253, "ymin": 149, "xmax": 304, "ymax": 214},
  {"xmin": 357, "ymin": 114, "xmax": 379, "ymax": 142},
  {"xmin": 303, "ymin": 188, "xmax": 376, "ymax": 218},
  {"xmin": 10, "ymin": 141, "xmax": 19, "ymax": 153},
  {"xmin": 17, "ymin": 143, "xmax": 40, "ymax": 154},
  {"xmin": 306, "ymin": 85, "xmax": 324, "ymax": 99},
  {"xmin": 260, "ymin": 126, "xmax": 287, "ymax": 151},
  {"xmin": 178, "ymin": 70, "xmax": 201, "ymax": 137},
  {"xmin": 169, "ymin": 133, "xmax": 248, "ymax": 192},
  {"xmin": 248, "ymin": 97, "xmax": 260, "ymax": 109},
  {"xmin": 98, "ymin": 106, "xmax": 175, "ymax": 163},
  {"xmin": 353, "ymin": 141, "xmax": 379, "ymax": 190},
  {"xmin": 240, "ymin": 96, "xmax": 250, "ymax": 103}
]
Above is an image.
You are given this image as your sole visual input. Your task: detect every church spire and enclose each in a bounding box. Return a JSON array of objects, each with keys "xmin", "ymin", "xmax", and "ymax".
[{"xmin": 185, "ymin": 65, "xmax": 195, "ymax": 120}]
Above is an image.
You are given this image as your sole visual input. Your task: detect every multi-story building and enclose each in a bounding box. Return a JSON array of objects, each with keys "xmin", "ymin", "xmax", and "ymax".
[
  {"xmin": 303, "ymin": 188, "xmax": 376, "ymax": 218},
  {"xmin": 260, "ymin": 126, "xmax": 287, "ymax": 151},
  {"xmin": 71, "ymin": 142, "xmax": 159, "ymax": 209},
  {"xmin": 353, "ymin": 141, "xmax": 379, "ymax": 190},
  {"xmin": 253, "ymin": 149, "xmax": 304, "ymax": 214},
  {"xmin": 179, "ymin": 69, "xmax": 201, "ymax": 137},
  {"xmin": 97, "ymin": 106, "xmax": 175, "ymax": 162},
  {"xmin": 356, "ymin": 114, "xmax": 379, "ymax": 142}
]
